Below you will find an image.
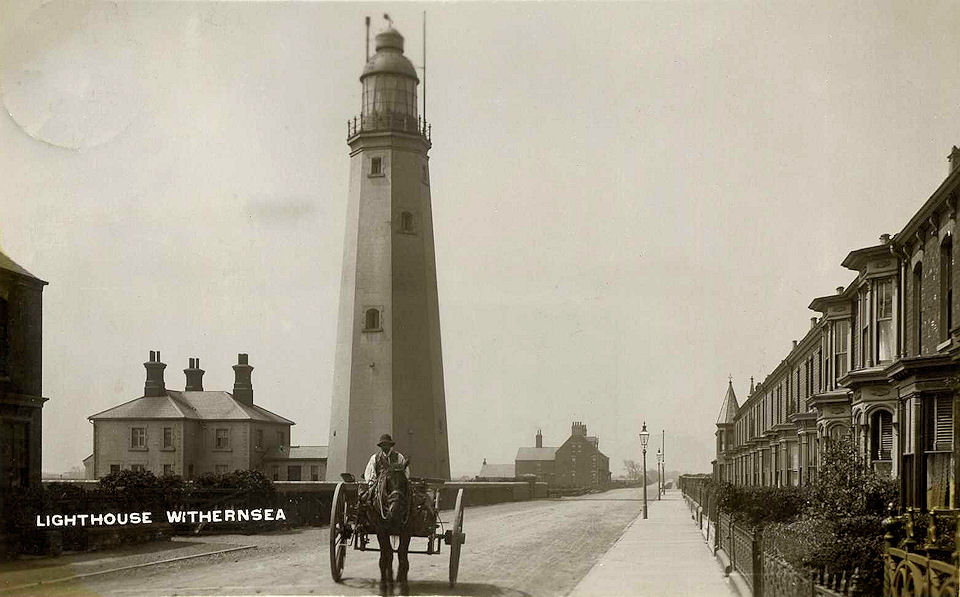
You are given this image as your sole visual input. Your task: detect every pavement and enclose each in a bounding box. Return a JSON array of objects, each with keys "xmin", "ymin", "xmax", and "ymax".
[{"xmin": 567, "ymin": 489, "xmax": 739, "ymax": 597}]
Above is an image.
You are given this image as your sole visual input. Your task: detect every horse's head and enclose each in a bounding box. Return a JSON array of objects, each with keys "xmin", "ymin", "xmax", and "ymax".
[{"xmin": 378, "ymin": 458, "xmax": 410, "ymax": 527}]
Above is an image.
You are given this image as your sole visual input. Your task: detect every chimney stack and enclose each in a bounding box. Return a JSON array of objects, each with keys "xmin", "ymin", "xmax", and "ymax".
[
  {"xmin": 535, "ymin": 428, "xmax": 543, "ymax": 448},
  {"xmin": 184, "ymin": 357, "xmax": 204, "ymax": 391},
  {"xmin": 144, "ymin": 350, "xmax": 166, "ymax": 397},
  {"xmin": 750, "ymin": 376, "xmax": 755, "ymax": 393},
  {"xmin": 232, "ymin": 353, "xmax": 254, "ymax": 405},
  {"xmin": 792, "ymin": 339, "xmax": 798, "ymax": 349},
  {"xmin": 949, "ymin": 146, "xmax": 960, "ymax": 174},
  {"xmin": 880, "ymin": 233, "xmax": 892, "ymax": 245},
  {"xmin": 836, "ymin": 286, "xmax": 844, "ymax": 295}
]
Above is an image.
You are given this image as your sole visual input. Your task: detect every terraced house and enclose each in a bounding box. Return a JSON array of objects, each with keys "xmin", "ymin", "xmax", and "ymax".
[{"xmin": 714, "ymin": 146, "xmax": 960, "ymax": 511}]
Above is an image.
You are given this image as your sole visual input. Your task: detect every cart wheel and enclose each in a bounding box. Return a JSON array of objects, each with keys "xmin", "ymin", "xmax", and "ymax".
[
  {"xmin": 448, "ymin": 488, "xmax": 465, "ymax": 588},
  {"xmin": 329, "ymin": 482, "xmax": 348, "ymax": 583}
]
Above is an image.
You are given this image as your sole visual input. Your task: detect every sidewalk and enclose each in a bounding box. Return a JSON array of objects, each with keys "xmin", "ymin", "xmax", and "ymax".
[{"xmin": 568, "ymin": 489, "xmax": 738, "ymax": 597}]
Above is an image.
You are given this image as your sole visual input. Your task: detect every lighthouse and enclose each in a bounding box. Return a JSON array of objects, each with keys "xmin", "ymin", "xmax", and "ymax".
[{"xmin": 326, "ymin": 21, "xmax": 451, "ymax": 480}]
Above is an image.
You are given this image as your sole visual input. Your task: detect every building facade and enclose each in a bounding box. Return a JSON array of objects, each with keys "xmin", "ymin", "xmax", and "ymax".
[
  {"xmin": 714, "ymin": 146, "xmax": 960, "ymax": 511},
  {"xmin": 0, "ymin": 250, "xmax": 47, "ymax": 497},
  {"xmin": 516, "ymin": 424, "xmax": 611, "ymax": 488},
  {"xmin": 89, "ymin": 352, "xmax": 325, "ymax": 480},
  {"xmin": 326, "ymin": 22, "xmax": 450, "ymax": 481}
]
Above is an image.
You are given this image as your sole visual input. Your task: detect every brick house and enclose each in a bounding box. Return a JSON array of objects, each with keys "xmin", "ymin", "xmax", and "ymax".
[
  {"xmin": 714, "ymin": 146, "xmax": 960, "ymax": 511},
  {"xmin": 88, "ymin": 352, "xmax": 325, "ymax": 480},
  {"xmin": 0, "ymin": 250, "xmax": 47, "ymax": 496},
  {"xmin": 517, "ymin": 424, "xmax": 610, "ymax": 488}
]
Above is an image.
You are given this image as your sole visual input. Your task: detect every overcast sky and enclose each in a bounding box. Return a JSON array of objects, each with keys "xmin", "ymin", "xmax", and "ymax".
[{"xmin": 1, "ymin": 1, "xmax": 959, "ymax": 477}]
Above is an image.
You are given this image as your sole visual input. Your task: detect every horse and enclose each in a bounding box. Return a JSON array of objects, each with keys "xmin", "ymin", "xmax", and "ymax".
[{"xmin": 363, "ymin": 458, "xmax": 412, "ymax": 591}]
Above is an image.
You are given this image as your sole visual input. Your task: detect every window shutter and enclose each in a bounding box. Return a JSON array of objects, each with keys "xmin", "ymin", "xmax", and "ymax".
[
  {"xmin": 880, "ymin": 414, "xmax": 893, "ymax": 460},
  {"xmin": 934, "ymin": 397, "xmax": 953, "ymax": 451}
]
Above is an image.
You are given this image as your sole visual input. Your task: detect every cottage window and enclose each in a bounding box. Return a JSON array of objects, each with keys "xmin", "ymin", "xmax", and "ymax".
[
  {"xmin": 215, "ymin": 464, "xmax": 228, "ymax": 475},
  {"xmin": 215, "ymin": 428, "xmax": 230, "ymax": 449},
  {"xmin": 131, "ymin": 427, "xmax": 146, "ymax": 449},
  {"xmin": 256, "ymin": 429, "xmax": 264, "ymax": 450},
  {"xmin": 110, "ymin": 464, "xmax": 120, "ymax": 474},
  {"xmin": 311, "ymin": 465, "xmax": 320, "ymax": 481},
  {"xmin": 271, "ymin": 465, "xmax": 279, "ymax": 481},
  {"xmin": 163, "ymin": 464, "xmax": 173, "ymax": 476},
  {"xmin": 370, "ymin": 156, "xmax": 383, "ymax": 176},
  {"xmin": 859, "ymin": 288, "xmax": 870, "ymax": 367},
  {"xmin": 288, "ymin": 465, "xmax": 302, "ymax": 481},
  {"xmin": 131, "ymin": 464, "xmax": 146, "ymax": 473},
  {"xmin": 163, "ymin": 427, "xmax": 173, "ymax": 449}
]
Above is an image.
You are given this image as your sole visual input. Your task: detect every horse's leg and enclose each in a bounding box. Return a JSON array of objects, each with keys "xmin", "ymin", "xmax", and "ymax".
[
  {"xmin": 397, "ymin": 532, "xmax": 410, "ymax": 584},
  {"xmin": 377, "ymin": 529, "xmax": 394, "ymax": 588}
]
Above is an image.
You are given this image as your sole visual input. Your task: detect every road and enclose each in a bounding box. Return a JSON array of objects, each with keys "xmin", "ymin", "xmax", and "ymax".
[{"xmin": 9, "ymin": 488, "xmax": 646, "ymax": 597}]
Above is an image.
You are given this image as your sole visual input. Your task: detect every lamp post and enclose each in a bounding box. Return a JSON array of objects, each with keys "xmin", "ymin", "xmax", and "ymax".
[
  {"xmin": 656, "ymin": 448, "xmax": 663, "ymax": 500},
  {"xmin": 639, "ymin": 422, "xmax": 649, "ymax": 519}
]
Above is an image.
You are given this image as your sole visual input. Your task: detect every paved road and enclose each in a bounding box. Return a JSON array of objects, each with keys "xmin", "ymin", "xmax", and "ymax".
[{"xmin": 11, "ymin": 488, "xmax": 646, "ymax": 597}]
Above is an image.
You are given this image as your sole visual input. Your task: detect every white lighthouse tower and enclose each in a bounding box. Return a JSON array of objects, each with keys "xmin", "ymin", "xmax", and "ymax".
[{"xmin": 326, "ymin": 21, "xmax": 450, "ymax": 480}]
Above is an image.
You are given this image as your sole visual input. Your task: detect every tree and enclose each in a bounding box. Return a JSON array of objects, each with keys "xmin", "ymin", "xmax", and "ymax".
[{"xmin": 623, "ymin": 460, "xmax": 642, "ymax": 480}]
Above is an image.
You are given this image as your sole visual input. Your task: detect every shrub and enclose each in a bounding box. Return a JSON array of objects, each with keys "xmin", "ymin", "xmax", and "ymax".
[{"xmin": 716, "ymin": 482, "xmax": 807, "ymax": 527}]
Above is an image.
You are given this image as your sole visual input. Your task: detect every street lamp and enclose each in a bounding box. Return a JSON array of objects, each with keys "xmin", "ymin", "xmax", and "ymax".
[
  {"xmin": 639, "ymin": 422, "xmax": 650, "ymax": 519},
  {"xmin": 656, "ymin": 448, "xmax": 663, "ymax": 500}
]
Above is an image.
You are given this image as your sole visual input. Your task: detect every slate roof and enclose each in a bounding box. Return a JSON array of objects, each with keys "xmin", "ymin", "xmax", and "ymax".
[
  {"xmin": 0, "ymin": 249, "xmax": 46, "ymax": 283},
  {"xmin": 88, "ymin": 390, "xmax": 294, "ymax": 424},
  {"xmin": 716, "ymin": 380, "xmax": 739, "ymax": 425},
  {"xmin": 515, "ymin": 447, "xmax": 558, "ymax": 461},
  {"xmin": 478, "ymin": 462, "xmax": 515, "ymax": 478}
]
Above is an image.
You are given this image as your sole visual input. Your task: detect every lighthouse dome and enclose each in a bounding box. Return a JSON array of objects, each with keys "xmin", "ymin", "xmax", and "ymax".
[{"xmin": 362, "ymin": 27, "xmax": 418, "ymax": 81}]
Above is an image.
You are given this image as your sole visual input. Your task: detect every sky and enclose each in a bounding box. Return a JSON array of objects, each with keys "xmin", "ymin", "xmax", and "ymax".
[{"xmin": 1, "ymin": 1, "xmax": 959, "ymax": 477}]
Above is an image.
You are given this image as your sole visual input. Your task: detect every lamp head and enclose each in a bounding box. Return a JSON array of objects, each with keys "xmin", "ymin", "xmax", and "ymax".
[{"xmin": 639, "ymin": 421, "xmax": 649, "ymax": 447}]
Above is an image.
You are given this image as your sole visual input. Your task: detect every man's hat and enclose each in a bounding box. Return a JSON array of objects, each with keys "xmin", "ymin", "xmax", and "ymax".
[{"xmin": 377, "ymin": 434, "xmax": 395, "ymax": 447}]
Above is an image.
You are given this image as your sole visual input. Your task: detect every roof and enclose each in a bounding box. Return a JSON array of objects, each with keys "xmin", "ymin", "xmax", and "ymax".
[
  {"xmin": 263, "ymin": 445, "xmax": 327, "ymax": 461},
  {"xmin": 362, "ymin": 28, "xmax": 418, "ymax": 81},
  {"xmin": 586, "ymin": 436, "xmax": 598, "ymax": 446},
  {"xmin": 88, "ymin": 390, "xmax": 294, "ymax": 424},
  {"xmin": 716, "ymin": 380, "xmax": 739, "ymax": 425},
  {"xmin": 515, "ymin": 447, "xmax": 557, "ymax": 461},
  {"xmin": 0, "ymin": 249, "xmax": 46, "ymax": 284},
  {"xmin": 841, "ymin": 243, "xmax": 894, "ymax": 271},
  {"xmin": 478, "ymin": 462, "xmax": 515, "ymax": 478}
]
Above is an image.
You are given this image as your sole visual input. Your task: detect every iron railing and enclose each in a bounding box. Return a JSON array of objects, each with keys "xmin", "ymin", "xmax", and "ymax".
[{"xmin": 347, "ymin": 112, "xmax": 431, "ymax": 141}]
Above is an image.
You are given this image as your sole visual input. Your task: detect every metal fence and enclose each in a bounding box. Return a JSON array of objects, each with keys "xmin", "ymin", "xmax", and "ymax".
[{"xmin": 679, "ymin": 477, "xmax": 868, "ymax": 597}]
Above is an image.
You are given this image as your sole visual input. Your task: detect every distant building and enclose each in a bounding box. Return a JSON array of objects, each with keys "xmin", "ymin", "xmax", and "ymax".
[
  {"xmin": 516, "ymin": 424, "xmax": 611, "ymax": 488},
  {"xmin": 477, "ymin": 459, "xmax": 515, "ymax": 479},
  {"xmin": 515, "ymin": 429, "xmax": 558, "ymax": 485},
  {"xmin": 0, "ymin": 250, "xmax": 48, "ymax": 495},
  {"xmin": 88, "ymin": 352, "xmax": 325, "ymax": 480}
]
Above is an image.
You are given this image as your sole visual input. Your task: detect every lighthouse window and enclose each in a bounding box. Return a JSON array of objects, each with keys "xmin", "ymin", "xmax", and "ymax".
[
  {"xmin": 400, "ymin": 211, "xmax": 415, "ymax": 234},
  {"xmin": 364, "ymin": 308, "xmax": 382, "ymax": 332},
  {"xmin": 370, "ymin": 156, "xmax": 383, "ymax": 176}
]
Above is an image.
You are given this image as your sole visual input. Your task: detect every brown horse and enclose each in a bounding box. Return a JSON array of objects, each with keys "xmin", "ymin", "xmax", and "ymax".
[{"xmin": 364, "ymin": 459, "xmax": 411, "ymax": 590}]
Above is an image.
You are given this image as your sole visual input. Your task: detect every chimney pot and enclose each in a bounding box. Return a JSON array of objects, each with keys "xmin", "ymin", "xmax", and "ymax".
[
  {"xmin": 232, "ymin": 353, "xmax": 254, "ymax": 405},
  {"xmin": 811, "ymin": 316, "xmax": 818, "ymax": 329},
  {"xmin": 184, "ymin": 357, "xmax": 205, "ymax": 391},
  {"xmin": 836, "ymin": 286, "xmax": 844, "ymax": 295},
  {"xmin": 792, "ymin": 339, "xmax": 798, "ymax": 349},
  {"xmin": 949, "ymin": 145, "xmax": 960, "ymax": 174},
  {"xmin": 880, "ymin": 233, "xmax": 892, "ymax": 245},
  {"xmin": 144, "ymin": 350, "xmax": 167, "ymax": 397}
]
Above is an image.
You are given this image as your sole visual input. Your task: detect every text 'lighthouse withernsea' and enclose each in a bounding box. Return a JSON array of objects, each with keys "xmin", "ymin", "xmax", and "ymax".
[{"xmin": 326, "ymin": 19, "xmax": 450, "ymax": 480}]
